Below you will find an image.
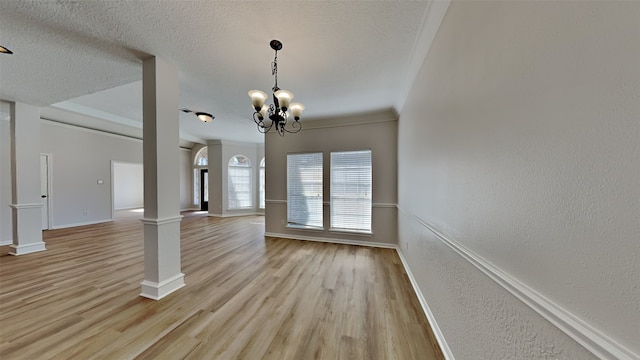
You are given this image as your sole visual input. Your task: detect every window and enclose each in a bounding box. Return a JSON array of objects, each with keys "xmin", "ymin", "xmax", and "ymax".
[
  {"xmin": 259, "ymin": 157, "xmax": 265, "ymax": 209},
  {"xmin": 228, "ymin": 155, "xmax": 252, "ymax": 209},
  {"xmin": 195, "ymin": 150, "xmax": 208, "ymax": 166},
  {"xmin": 330, "ymin": 150, "xmax": 372, "ymax": 233},
  {"xmin": 287, "ymin": 152, "xmax": 323, "ymax": 228}
]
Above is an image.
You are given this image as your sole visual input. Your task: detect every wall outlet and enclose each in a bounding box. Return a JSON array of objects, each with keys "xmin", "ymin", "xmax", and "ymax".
[{"xmin": 82, "ymin": 210, "xmax": 88, "ymax": 216}]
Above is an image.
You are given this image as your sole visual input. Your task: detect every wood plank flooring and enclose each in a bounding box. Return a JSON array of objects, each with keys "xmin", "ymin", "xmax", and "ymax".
[{"xmin": 0, "ymin": 212, "xmax": 443, "ymax": 360}]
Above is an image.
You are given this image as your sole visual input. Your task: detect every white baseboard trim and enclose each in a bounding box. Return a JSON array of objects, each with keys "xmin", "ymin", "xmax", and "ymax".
[
  {"xmin": 114, "ymin": 206, "xmax": 144, "ymax": 211},
  {"xmin": 395, "ymin": 247, "xmax": 455, "ymax": 360},
  {"xmin": 51, "ymin": 219, "xmax": 112, "ymax": 229},
  {"xmin": 140, "ymin": 273, "xmax": 185, "ymax": 300},
  {"xmin": 0, "ymin": 240, "xmax": 11, "ymax": 246},
  {"xmin": 264, "ymin": 232, "xmax": 396, "ymax": 249},
  {"xmin": 9, "ymin": 241, "xmax": 47, "ymax": 255},
  {"xmin": 401, "ymin": 208, "xmax": 638, "ymax": 360},
  {"xmin": 207, "ymin": 212, "xmax": 262, "ymax": 218}
]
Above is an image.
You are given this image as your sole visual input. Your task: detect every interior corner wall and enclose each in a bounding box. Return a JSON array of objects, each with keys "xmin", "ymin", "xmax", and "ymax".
[
  {"xmin": 0, "ymin": 118, "xmax": 12, "ymax": 244},
  {"xmin": 179, "ymin": 147, "xmax": 192, "ymax": 210},
  {"xmin": 206, "ymin": 140, "xmax": 223, "ymax": 215},
  {"xmin": 397, "ymin": 1, "xmax": 639, "ymax": 359},
  {"xmin": 264, "ymin": 114, "xmax": 398, "ymax": 246}
]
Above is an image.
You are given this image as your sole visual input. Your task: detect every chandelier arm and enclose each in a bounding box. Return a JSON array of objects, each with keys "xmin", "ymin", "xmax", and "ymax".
[
  {"xmin": 252, "ymin": 112, "xmax": 263, "ymax": 127},
  {"xmin": 283, "ymin": 119, "xmax": 302, "ymax": 133},
  {"xmin": 253, "ymin": 112, "xmax": 272, "ymax": 133},
  {"xmin": 258, "ymin": 123, "xmax": 272, "ymax": 133},
  {"xmin": 261, "ymin": 121, "xmax": 275, "ymax": 134}
]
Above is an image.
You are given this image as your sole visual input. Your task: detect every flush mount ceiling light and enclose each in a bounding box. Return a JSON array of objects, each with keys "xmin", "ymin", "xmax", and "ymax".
[
  {"xmin": 248, "ymin": 39, "xmax": 304, "ymax": 136},
  {"xmin": 181, "ymin": 109, "xmax": 214, "ymax": 123},
  {"xmin": 0, "ymin": 45, "xmax": 13, "ymax": 54}
]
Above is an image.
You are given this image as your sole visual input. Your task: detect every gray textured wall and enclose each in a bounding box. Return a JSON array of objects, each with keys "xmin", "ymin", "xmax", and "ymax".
[{"xmin": 398, "ymin": 1, "xmax": 639, "ymax": 359}]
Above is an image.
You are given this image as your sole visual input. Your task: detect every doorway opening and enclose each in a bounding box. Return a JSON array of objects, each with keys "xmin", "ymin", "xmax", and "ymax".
[
  {"xmin": 40, "ymin": 154, "xmax": 52, "ymax": 230},
  {"xmin": 111, "ymin": 161, "xmax": 144, "ymax": 219}
]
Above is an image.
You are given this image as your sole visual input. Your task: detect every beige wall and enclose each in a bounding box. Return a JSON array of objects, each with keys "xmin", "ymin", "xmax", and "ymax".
[
  {"xmin": 398, "ymin": 1, "xmax": 639, "ymax": 359},
  {"xmin": 265, "ymin": 110, "xmax": 398, "ymax": 245}
]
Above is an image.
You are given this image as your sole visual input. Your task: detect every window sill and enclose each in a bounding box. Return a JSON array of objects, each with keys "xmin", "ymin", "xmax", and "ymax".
[
  {"xmin": 329, "ymin": 228, "xmax": 373, "ymax": 236},
  {"xmin": 286, "ymin": 224, "xmax": 325, "ymax": 232}
]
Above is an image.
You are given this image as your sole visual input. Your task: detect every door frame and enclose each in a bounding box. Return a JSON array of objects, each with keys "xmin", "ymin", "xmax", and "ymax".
[
  {"xmin": 200, "ymin": 168, "xmax": 208, "ymax": 211},
  {"xmin": 40, "ymin": 153, "xmax": 53, "ymax": 230}
]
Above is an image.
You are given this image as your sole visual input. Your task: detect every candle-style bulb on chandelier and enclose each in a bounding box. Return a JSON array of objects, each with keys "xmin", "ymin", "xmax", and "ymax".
[{"xmin": 248, "ymin": 40, "xmax": 304, "ymax": 136}]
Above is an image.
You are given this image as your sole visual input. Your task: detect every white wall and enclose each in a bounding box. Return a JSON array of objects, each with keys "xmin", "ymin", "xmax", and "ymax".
[
  {"xmin": 40, "ymin": 120, "xmax": 143, "ymax": 227},
  {"xmin": 113, "ymin": 162, "xmax": 144, "ymax": 210},
  {"xmin": 265, "ymin": 110, "xmax": 398, "ymax": 246},
  {"xmin": 398, "ymin": 1, "xmax": 639, "ymax": 359}
]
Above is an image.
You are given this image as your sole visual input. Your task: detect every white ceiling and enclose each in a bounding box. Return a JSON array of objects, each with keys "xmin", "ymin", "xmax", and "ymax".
[{"xmin": 0, "ymin": 1, "xmax": 435, "ymax": 145}]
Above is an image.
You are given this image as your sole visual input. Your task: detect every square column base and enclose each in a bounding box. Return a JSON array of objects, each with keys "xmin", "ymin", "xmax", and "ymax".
[
  {"xmin": 140, "ymin": 272, "xmax": 185, "ymax": 300},
  {"xmin": 140, "ymin": 216, "xmax": 184, "ymax": 300},
  {"xmin": 9, "ymin": 204, "xmax": 45, "ymax": 255},
  {"xmin": 9, "ymin": 242, "xmax": 46, "ymax": 256}
]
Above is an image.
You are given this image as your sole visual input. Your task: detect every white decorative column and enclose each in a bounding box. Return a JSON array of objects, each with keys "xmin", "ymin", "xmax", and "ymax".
[
  {"xmin": 9, "ymin": 102, "xmax": 45, "ymax": 255},
  {"xmin": 140, "ymin": 56, "xmax": 184, "ymax": 300}
]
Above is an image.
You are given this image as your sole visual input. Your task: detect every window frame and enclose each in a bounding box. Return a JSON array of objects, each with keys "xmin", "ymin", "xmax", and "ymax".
[
  {"xmin": 286, "ymin": 152, "xmax": 324, "ymax": 230},
  {"xmin": 227, "ymin": 155, "xmax": 253, "ymax": 210},
  {"xmin": 193, "ymin": 147, "xmax": 208, "ymax": 206},
  {"xmin": 329, "ymin": 149, "xmax": 372, "ymax": 234},
  {"xmin": 259, "ymin": 157, "xmax": 265, "ymax": 209}
]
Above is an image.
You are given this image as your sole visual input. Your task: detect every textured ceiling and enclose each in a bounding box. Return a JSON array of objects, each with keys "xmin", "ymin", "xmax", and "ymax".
[{"xmin": 0, "ymin": 1, "xmax": 433, "ymax": 144}]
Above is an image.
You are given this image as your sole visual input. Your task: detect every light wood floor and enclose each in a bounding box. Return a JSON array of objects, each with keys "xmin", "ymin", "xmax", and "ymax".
[{"xmin": 0, "ymin": 212, "xmax": 443, "ymax": 360}]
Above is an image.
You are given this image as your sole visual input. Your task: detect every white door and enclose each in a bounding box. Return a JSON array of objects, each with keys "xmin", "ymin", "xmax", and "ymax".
[{"xmin": 40, "ymin": 154, "xmax": 49, "ymax": 230}]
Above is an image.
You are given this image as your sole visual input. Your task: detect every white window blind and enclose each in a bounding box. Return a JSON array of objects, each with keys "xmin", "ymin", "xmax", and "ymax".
[
  {"xmin": 330, "ymin": 150, "xmax": 372, "ymax": 232},
  {"xmin": 287, "ymin": 153, "xmax": 323, "ymax": 228},
  {"xmin": 259, "ymin": 157, "xmax": 265, "ymax": 209},
  {"xmin": 228, "ymin": 155, "xmax": 252, "ymax": 209}
]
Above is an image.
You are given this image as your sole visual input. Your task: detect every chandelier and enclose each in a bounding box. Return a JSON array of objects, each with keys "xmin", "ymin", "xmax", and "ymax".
[{"xmin": 248, "ymin": 40, "xmax": 304, "ymax": 136}]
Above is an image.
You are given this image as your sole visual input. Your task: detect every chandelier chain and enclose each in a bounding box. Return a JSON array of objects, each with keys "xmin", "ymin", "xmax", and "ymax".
[{"xmin": 271, "ymin": 50, "xmax": 278, "ymax": 90}]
